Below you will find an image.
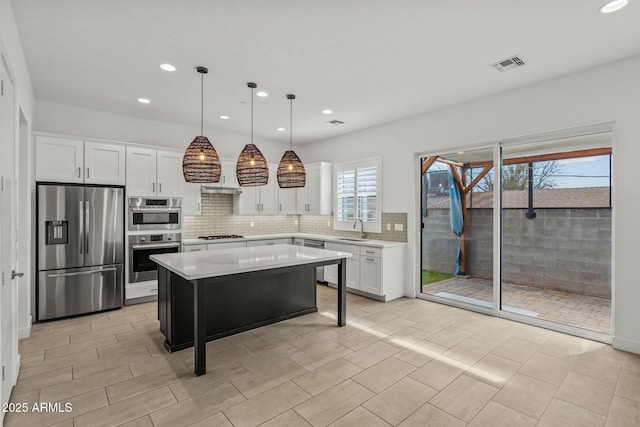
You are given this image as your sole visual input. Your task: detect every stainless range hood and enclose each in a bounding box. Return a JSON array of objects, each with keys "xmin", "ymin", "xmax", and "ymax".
[{"xmin": 200, "ymin": 185, "xmax": 242, "ymax": 195}]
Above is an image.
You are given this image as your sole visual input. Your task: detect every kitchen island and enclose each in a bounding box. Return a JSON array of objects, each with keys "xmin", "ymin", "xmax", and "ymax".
[{"xmin": 151, "ymin": 244, "xmax": 351, "ymax": 376}]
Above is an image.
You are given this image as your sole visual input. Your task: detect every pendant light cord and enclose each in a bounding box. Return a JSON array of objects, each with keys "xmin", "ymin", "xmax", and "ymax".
[
  {"xmin": 200, "ymin": 71, "xmax": 204, "ymax": 136},
  {"xmin": 289, "ymin": 98, "xmax": 293, "ymax": 150},
  {"xmin": 251, "ymin": 86, "xmax": 254, "ymax": 144}
]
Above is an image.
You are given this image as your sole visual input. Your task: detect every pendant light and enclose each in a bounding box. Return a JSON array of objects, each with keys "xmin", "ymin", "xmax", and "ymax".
[
  {"xmin": 277, "ymin": 94, "xmax": 306, "ymax": 188},
  {"xmin": 182, "ymin": 66, "xmax": 221, "ymax": 183},
  {"xmin": 236, "ymin": 82, "xmax": 269, "ymax": 186}
]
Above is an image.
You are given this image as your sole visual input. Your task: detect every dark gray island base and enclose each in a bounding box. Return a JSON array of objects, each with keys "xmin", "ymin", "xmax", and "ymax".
[{"xmin": 157, "ymin": 259, "xmax": 346, "ymax": 376}]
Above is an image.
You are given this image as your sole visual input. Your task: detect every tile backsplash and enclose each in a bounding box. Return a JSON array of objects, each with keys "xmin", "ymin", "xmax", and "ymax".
[{"xmin": 182, "ymin": 194, "xmax": 407, "ymax": 242}]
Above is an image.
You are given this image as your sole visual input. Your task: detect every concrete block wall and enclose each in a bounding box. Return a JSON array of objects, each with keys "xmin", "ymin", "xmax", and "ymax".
[{"xmin": 422, "ymin": 208, "xmax": 611, "ymax": 297}]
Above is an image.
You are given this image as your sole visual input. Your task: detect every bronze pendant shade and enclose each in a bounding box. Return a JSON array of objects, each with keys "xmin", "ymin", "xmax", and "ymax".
[
  {"xmin": 237, "ymin": 82, "xmax": 269, "ymax": 187},
  {"xmin": 183, "ymin": 67, "xmax": 221, "ymax": 183},
  {"xmin": 277, "ymin": 94, "xmax": 306, "ymax": 188}
]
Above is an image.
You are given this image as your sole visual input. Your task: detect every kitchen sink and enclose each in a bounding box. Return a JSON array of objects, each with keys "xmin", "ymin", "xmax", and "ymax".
[{"xmin": 336, "ymin": 237, "xmax": 369, "ymax": 242}]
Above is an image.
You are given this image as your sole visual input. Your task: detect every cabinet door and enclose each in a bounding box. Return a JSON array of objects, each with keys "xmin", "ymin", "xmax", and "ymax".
[
  {"xmin": 156, "ymin": 150, "xmax": 183, "ymax": 197},
  {"xmin": 126, "ymin": 147, "xmax": 157, "ymax": 197},
  {"xmin": 35, "ymin": 136, "xmax": 84, "ymax": 183},
  {"xmin": 360, "ymin": 256, "xmax": 383, "ymax": 295},
  {"xmin": 325, "ymin": 242, "xmax": 360, "ymax": 289},
  {"xmin": 278, "ymin": 188, "xmax": 297, "ymax": 214},
  {"xmin": 258, "ymin": 170, "xmax": 278, "ymax": 214},
  {"xmin": 295, "ymin": 185, "xmax": 309, "ymax": 214},
  {"xmin": 233, "ymin": 186, "xmax": 258, "ymax": 214},
  {"xmin": 84, "ymin": 141, "xmax": 126, "ymax": 185},
  {"xmin": 182, "ymin": 183, "xmax": 202, "ymax": 216},
  {"xmin": 306, "ymin": 164, "xmax": 321, "ymax": 214},
  {"xmin": 219, "ymin": 159, "xmax": 239, "ymax": 188}
]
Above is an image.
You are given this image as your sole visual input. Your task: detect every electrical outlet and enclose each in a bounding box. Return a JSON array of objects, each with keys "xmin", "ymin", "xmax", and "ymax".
[
  {"xmin": 294, "ymin": 219, "xmax": 299, "ymax": 225},
  {"xmin": 387, "ymin": 223, "xmax": 391, "ymax": 231},
  {"xmin": 250, "ymin": 221, "xmax": 254, "ymax": 228},
  {"xmin": 394, "ymin": 223, "xmax": 403, "ymax": 231},
  {"xmin": 327, "ymin": 220, "xmax": 331, "ymax": 227}
]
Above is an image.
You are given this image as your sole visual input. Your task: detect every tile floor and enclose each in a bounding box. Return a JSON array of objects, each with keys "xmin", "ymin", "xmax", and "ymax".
[
  {"xmin": 6, "ymin": 285, "xmax": 639, "ymax": 426},
  {"xmin": 424, "ymin": 277, "xmax": 612, "ymax": 334}
]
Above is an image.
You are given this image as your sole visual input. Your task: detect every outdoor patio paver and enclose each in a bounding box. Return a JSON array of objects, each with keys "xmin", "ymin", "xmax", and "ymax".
[{"xmin": 423, "ymin": 277, "xmax": 611, "ymax": 334}]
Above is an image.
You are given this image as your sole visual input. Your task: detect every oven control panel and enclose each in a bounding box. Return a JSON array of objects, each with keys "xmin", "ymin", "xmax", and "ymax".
[{"xmin": 130, "ymin": 233, "xmax": 181, "ymax": 245}]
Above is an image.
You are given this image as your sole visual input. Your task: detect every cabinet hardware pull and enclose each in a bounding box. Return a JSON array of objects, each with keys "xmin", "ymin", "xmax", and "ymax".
[
  {"xmin": 86, "ymin": 167, "xmax": 90, "ymax": 179},
  {"xmin": 365, "ymin": 258, "xmax": 375, "ymax": 261},
  {"xmin": 197, "ymin": 202, "xmax": 201, "ymax": 211},
  {"xmin": 279, "ymin": 204, "xmax": 282, "ymax": 211},
  {"xmin": 152, "ymin": 182, "xmax": 155, "ymax": 192},
  {"xmin": 366, "ymin": 250, "xmax": 374, "ymax": 254},
  {"xmin": 77, "ymin": 167, "xmax": 81, "ymax": 178},
  {"xmin": 159, "ymin": 183, "xmax": 162, "ymax": 193},
  {"xmin": 150, "ymin": 288, "xmax": 157, "ymax": 292}
]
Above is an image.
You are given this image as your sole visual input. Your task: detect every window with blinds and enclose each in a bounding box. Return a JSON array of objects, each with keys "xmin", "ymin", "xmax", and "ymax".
[{"xmin": 334, "ymin": 158, "xmax": 381, "ymax": 232}]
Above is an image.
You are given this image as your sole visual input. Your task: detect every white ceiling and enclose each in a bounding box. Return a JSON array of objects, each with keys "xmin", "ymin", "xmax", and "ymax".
[{"xmin": 10, "ymin": 0, "xmax": 640, "ymax": 144}]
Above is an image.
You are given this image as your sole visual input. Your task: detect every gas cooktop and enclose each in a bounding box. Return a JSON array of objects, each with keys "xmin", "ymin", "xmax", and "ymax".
[{"xmin": 197, "ymin": 235, "xmax": 244, "ymax": 240}]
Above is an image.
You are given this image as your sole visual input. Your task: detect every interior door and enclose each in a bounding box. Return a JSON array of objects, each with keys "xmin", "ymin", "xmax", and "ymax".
[{"xmin": 0, "ymin": 56, "xmax": 17, "ymax": 414}]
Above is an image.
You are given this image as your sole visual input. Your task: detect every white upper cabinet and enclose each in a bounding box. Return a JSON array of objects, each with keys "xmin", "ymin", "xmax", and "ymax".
[
  {"xmin": 296, "ymin": 162, "xmax": 332, "ymax": 215},
  {"xmin": 36, "ymin": 136, "xmax": 125, "ymax": 185},
  {"xmin": 126, "ymin": 147, "xmax": 183, "ymax": 197},
  {"xmin": 84, "ymin": 141, "xmax": 126, "ymax": 185},
  {"xmin": 156, "ymin": 150, "xmax": 183, "ymax": 197},
  {"xmin": 182, "ymin": 183, "xmax": 202, "ymax": 216},
  {"xmin": 233, "ymin": 164, "xmax": 278, "ymax": 214},
  {"xmin": 278, "ymin": 188, "xmax": 297, "ymax": 214}
]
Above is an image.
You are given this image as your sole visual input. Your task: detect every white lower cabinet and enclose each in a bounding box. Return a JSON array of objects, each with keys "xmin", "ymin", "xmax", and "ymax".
[
  {"xmin": 325, "ymin": 242, "xmax": 405, "ymax": 301},
  {"xmin": 183, "ymin": 243, "xmax": 207, "ymax": 252},
  {"xmin": 207, "ymin": 241, "xmax": 247, "ymax": 250},
  {"xmin": 324, "ymin": 243, "xmax": 360, "ymax": 290},
  {"xmin": 126, "ymin": 281, "xmax": 159, "ymax": 301}
]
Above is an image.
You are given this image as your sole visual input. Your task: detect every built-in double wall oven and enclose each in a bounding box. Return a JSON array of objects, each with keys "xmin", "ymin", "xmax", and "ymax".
[
  {"xmin": 129, "ymin": 232, "xmax": 181, "ymax": 283},
  {"xmin": 128, "ymin": 198, "xmax": 182, "ymax": 284}
]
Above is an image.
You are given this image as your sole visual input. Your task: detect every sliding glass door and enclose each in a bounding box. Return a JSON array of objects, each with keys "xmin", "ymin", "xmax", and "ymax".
[
  {"xmin": 420, "ymin": 148, "xmax": 494, "ymax": 310},
  {"xmin": 418, "ymin": 129, "xmax": 612, "ymax": 338},
  {"xmin": 500, "ymin": 135, "xmax": 612, "ymax": 334}
]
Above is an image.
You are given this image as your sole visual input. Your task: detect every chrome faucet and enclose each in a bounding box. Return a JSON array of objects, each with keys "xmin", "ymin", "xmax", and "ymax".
[{"xmin": 353, "ymin": 218, "xmax": 366, "ymax": 238}]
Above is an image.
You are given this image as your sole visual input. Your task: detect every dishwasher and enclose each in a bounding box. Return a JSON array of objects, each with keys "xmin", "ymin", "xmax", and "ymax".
[{"xmin": 294, "ymin": 238, "xmax": 327, "ymax": 283}]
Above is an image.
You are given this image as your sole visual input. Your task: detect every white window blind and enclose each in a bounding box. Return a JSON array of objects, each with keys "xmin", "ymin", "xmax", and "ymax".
[{"xmin": 334, "ymin": 158, "xmax": 381, "ymax": 233}]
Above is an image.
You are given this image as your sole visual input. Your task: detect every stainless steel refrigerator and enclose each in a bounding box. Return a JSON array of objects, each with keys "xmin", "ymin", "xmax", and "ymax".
[{"xmin": 37, "ymin": 183, "xmax": 124, "ymax": 321}]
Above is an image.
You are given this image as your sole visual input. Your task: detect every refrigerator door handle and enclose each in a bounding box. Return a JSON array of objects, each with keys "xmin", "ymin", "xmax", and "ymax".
[
  {"xmin": 78, "ymin": 201, "xmax": 84, "ymax": 254},
  {"xmin": 47, "ymin": 267, "xmax": 118, "ymax": 278},
  {"xmin": 85, "ymin": 201, "xmax": 90, "ymax": 254}
]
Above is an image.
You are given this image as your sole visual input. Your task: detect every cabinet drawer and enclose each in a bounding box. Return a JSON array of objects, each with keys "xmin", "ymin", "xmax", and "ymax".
[
  {"xmin": 361, "ymin": 246, "xmax": 382, "ymax": 258},
  {"xmin": 207, "ymin": 241, "xmax": 247, "ymax": 250},
  {"xmin": 126, "ymin": 281, "xmax": 158, "ymax": 300},
  {"xmin": 183, "ymin": 243, "xmax": 207, "ymax": 252}
]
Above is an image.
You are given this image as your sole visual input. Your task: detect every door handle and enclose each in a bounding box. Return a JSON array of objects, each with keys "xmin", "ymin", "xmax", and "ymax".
[
  {"xmin": 11, "ymin": 270, "xmax": 24, "ymax": 280},
  {"xmin": 85, "ymin": 201, "xmax": 90, "ymax": 253},
  {"xmin": 48, "ymin": 267, "xmax": 117, "ymax": 278}
]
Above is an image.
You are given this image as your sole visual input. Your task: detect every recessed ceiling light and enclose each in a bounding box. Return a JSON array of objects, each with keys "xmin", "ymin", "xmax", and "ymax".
[
  {"xmin": 322, "ymin": 109, "xmax": 333, "ymax": 115},
  {"xmin": 137, "ymin": 98, "xmax": 151, "ymax": 104},
  {"xmin": 599, "ymin": 0, "xmax": 628, "ymax": 13},
  {"xmin": 159, "ymin": 63, "xmax": 176, "ymax": 72},
  {"xmin": 219, "ymin": 115, "xmax": 230, "ymax": 120},
  {"xmin": 457, "ymin": 151, "xmax": 464, "ymax": 155},
  {"xmin": 277, "ymin": 127, "xmax": 286, "ymax": 132},
  {"xmin": 256, "ymin": 91, "xmax": 268, "ymax": 97}
]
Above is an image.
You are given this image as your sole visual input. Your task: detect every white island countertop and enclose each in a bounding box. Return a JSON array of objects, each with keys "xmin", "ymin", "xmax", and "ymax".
[{"xmin": 150, "ymin": 244, "xmax": 352, "ymax": 281}]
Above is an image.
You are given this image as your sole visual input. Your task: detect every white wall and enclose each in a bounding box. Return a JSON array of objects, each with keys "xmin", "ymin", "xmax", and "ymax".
[
  {"xmin": 35, "ymin": 100, "xmax": 289, "ymax": 163},
  {"xmin": 299, "ymin": 54, "xmax": 640, "ymax": 354},
  {"xmin": 0, "ymin": 0, "xmax": 35, "ymax": 405}
]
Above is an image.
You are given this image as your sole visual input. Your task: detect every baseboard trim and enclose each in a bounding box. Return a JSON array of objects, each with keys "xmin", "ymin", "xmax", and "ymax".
[
  {"xmin": 18, "ymin": 315, "xmax": 32, "ymax": 339},
  {"xmin": 613, "ymin": 336, "xmax": 640, "ymax": 355}
]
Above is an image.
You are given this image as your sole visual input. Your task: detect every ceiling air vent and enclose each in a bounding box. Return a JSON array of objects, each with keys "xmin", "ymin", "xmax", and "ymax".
[
  {"xmin": 490, "ymin": 55, "xmax": 525, "ymax": 72},
  {"xmin": 327, "ymin": 120, "xmax": 344, "ymax": 125}
]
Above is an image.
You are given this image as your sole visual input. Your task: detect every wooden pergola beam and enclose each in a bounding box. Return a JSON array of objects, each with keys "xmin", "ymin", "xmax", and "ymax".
[
  {"xmin": 421, "ymin": 156, "xmax": 438, "ymax": 176},
  {"xmin": 466, "ymin": 147, "xmax": 611, "ymax": 168},
  {"xmin": 463, "ymin": 161, "xmax": 493, "ymax": 194}
]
